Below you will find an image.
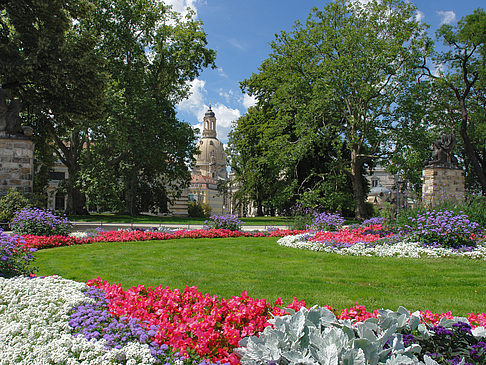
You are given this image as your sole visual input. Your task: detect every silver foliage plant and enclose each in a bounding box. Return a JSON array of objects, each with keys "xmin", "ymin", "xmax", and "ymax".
[{"xmin": 235, "ymin": 306, "xmax": 483, "ymax": 365}]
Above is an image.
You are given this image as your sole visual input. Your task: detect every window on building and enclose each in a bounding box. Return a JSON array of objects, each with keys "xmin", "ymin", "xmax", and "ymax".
[
  {"xmin": 55, "ymin": 193, "xmax": 65, "ymax": 211},
  {"xmin": 49, "ymin": 171, "xmax": 66, "ymax": 181},
  {"xmin": 371, "ymin": 179, "xmax": 379, "ymax": 188}
]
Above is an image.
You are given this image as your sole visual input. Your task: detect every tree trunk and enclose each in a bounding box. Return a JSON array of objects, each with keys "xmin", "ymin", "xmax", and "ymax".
[
  {"xmin": 65, "ymin": 166, "xmax": 88, "ymax": 215},
  {"xmin": 350, "ymin": 150, "xmax": 367, "ymax": 220},
  {"xmin": 256, "ymin": 202, "xmax": 264, "ymax": 217},
  {"xmin": 124, "ymin": 170, "xmax": 138, "ymax": 216},
  {"xmin": 458, "ymin": 98, "xmax": 486, "ymax": 195}
]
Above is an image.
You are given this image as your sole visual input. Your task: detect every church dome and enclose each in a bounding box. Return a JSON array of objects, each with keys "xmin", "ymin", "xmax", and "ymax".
[{"xmin": 193, "ymin": 107, "xmax": 227, "ymax": 180}]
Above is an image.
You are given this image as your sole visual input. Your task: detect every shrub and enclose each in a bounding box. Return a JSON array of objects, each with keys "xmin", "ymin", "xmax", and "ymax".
[
  {"xmin": 236, "ymin": 306, "xmax": 426, "ymax": 364},
  {"xmin": 187, "ymin": 201, "xmax": 211, "ymax": 218},
  {"xmin": 362, "ymin": 216, "xmax": 385, "ymax": 226},
  {"xmin": 306, "ymin": 211, "xmax": 345, "ymax": 231},
  {"xmin": 188, "ymin": 201, "xmax": 205, "ymax": 217},
  {"xmin": 203, "ymin": 214, "xmax": 243, "ymax": 231},
  {"xmin": 397, "ymin": 195, "xmax": 486, "ymax": 230},
  {"xmin": 10, "ymin": 208, "xmax": 72, "ymax": 236},
  {"xmin": 0, "ymin": 230, "xmax": 37, "ymax": 278},
  {"xmin": 0, "ymin": 188, "xmax": 31, "ymax": 223},
  {"xmin": 286, "ymin": 204, "xmax": 318, "ymax": 230},
  {"xmin": 400, "ymin": 210, "xmax": 482, "ymax": 249}
]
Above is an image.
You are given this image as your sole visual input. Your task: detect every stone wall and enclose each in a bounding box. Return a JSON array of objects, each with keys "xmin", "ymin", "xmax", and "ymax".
[
  {"xmin": 0, "ymin": 136, "xmax": 34, "ymax": 195},
  {"xmin": 422, "ymin": 167, "xmax": 465, "ymax": 206}
]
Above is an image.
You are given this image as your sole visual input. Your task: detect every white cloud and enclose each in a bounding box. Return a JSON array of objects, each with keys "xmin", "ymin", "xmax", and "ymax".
[
  {"xmin": 212, "ymin": 103, "xmax": 241, "ymax": 143},
  {"xmin": 227, "ymin": 38, "xmax": 246, "ymax": 51},
  {"xmin": 177, "ymin": 79, "xmax": 240, "ymax": 143},
  {"xmin": 163, "ymin": 0, "xmax": 199, "ymax": 18},
  {"xmin": 218, "ymin": 89, "xmax": 234, "ymax": 104},
  {"xmin": 242, "ymin": 94, "xmax": 257, "ymax": 109},
  {"xmin": 217, "ymin": 67, "xmax": 228, "ymax": 78},
  {"xmin": 177, "ymin": 78, "xmax": 206, "ymax": 116},
  {"xmin": 416, "ymin": 10, "xmax": 425, "ymax": 23},
  {"xmin": 437, "ymin": 10, "xmax": 456, "ymax": 25}
]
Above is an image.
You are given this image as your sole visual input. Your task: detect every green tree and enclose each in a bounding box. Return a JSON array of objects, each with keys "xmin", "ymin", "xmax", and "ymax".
[
  {"xmin": 81, "ymin": 0, "xmax": 216, "ymax": 215},
  {"xmin": 0, "ymin": 0, "xmax": 107, "ymax": 214},
  {"xmin": 422, "ymin": 8, "xmax": 486, "ymax": 194},
  {"xmin": 228, "ymin": 106, "xmax": 285, "ymax": 216},
  {"xmin": 241, "ymin": 0, "xmax": 429, "ymax": 219}
]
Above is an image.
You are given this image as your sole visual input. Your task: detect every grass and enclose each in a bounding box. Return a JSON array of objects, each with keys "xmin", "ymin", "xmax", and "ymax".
[
  {"xmin": 34, "ymin": 236, "xmax": 486, "ymax": 316},
  {"xmin": 68, "ymin": 213, "xmax": 294, "ymax": 226}
]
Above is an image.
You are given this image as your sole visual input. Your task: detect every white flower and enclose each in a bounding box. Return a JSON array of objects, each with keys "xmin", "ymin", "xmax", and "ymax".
[
  {"xmin": 0, "ymin": 276, "xmax": 156, "ymax": 364},
  {"xmin": 277, "ymin": 235, "xmax": 486, "ymax": 260}
]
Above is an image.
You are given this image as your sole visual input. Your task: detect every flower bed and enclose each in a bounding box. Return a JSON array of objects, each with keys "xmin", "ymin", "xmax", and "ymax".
[
  {"xmin": 278, "ymin": 224, "xmax": 486, "ymax": 260},
  {"xmin": 2, "ymin": 276, "xmax": 486, "ymax": 364},
  {"xmin": 20, "ymin": 228, "xmax": 307, "ymax": 250}
]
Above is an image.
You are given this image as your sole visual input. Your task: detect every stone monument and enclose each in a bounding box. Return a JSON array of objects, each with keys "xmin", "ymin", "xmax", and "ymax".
[
  {"xmin": 422, "ymin": 133, "xmax": 464, "ymax": 205},
  {"xmin": 0, "ymin": 87, "xmax": 34, "ymax": 195}
]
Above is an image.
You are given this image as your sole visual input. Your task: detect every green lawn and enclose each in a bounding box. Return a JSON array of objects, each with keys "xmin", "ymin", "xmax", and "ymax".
[
  {"xmin": 69, "ymin": 213, "xmax": 294, "ymax": 226},
  {"xmin": 34, "ymin": 236, "xmax": 486, "ymax": 316}
]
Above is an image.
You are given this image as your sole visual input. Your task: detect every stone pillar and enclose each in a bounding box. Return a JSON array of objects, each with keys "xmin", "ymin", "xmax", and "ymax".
[
  {"xmin": 422, "ymin": 167, "xmax": 465, "ymax": 206},
  {"xmin": 0, "ymin": 135, "xmax": 34, "ymax": 195}
]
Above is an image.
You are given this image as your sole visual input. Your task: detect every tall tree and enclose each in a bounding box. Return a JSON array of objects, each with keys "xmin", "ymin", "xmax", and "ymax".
[
  {"xmin": 422, "ymin": 8, "xmax": 486, "ymax": 194},
  {"xmin": 241, "ymin": 0, "xmax": 429, "ymax": 219},
  {"xmin": 81, "ymin": 0, "xmax": 216, "ymax": 215},
  {"xmin": 0, "ymin": 0, "xmax": 106, "ymax": 213}
]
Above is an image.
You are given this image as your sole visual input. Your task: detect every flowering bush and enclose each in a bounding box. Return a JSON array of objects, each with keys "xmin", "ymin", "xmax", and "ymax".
[
  {"xmin": 0, "ymin": 229, "xmax": 36, "ymax": 278},
  {"xmin": 306, "ymin": 211, "xmax": 345, "ymax": 231},
  {"xmin": 362, "ymin": 216, "xmax": 385, "ymax": 226},
  {"xmin": 309, "ymin": 224, "xmax": 393, "ymax": 247},
  {"xmin": 10, "ymin": 208, "xmax": 72, "ymax": 236},
  {"xmin": 406, "ymin": 321, "xmax": 486, "ymax": 364},
  {"xmin": 401, "ymin": 210, "xmax": 483, "ymax": 249},
  {"xmin": 204, "ymin": 214, "xmax": 243, "ymax": 231},
  {"xmin": 2, "ymin": 276, "xmax": 486, "ymax": 364},
  {"xmin": 0, "ymin": 276, "xmax": 160, "ymax": 364},
  {"xmin": 69, "ymin": 287, "xmax": 192, "ymax": 363},
  {"xmin": 21, "ymin": 228, "xmax": 307, "ymax": 251},
  {"xmin": 87, "ymin": 277, "xmax": 303, "ymax": 364}
]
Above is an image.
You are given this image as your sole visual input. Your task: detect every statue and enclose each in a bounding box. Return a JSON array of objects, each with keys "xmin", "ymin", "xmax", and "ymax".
[
  {"xmin": 425, "ymin": 133, "xmax": 459, "ymax": 168},
  {"xmin": 0, "ymin": 87, "xmax": 26, "ymax": 136}
]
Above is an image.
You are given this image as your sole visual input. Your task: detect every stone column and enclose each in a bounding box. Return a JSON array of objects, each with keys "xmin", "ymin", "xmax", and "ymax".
[
  {"xmin": 422, "ymin": 167, "xmax": 465, "ymax": 206},
  {"xmin": 0, "ymin": 135, "xmax": 34, "ymax": 195}
]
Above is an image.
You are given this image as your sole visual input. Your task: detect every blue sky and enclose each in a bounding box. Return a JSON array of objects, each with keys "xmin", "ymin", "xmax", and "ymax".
[{"xmin": 166, "ymin": 0, "xmax": 484, "ymax": 144}]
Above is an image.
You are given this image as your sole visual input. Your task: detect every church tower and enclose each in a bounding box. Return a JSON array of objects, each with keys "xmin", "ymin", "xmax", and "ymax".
[{"xmin": 193, "ymin": 106, "xmax": 227, "ymax": 180}]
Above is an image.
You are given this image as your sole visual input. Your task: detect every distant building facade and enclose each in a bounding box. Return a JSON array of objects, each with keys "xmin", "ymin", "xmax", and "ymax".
[{"xmin": 187, "ymin": 106, "xmax": 229, "ymax": 215}]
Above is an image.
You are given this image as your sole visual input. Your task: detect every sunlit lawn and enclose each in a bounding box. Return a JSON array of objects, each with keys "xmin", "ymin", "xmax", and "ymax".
[{"xmin": 35, "ymin": 236, "xmax": 486, "ymax": 316}]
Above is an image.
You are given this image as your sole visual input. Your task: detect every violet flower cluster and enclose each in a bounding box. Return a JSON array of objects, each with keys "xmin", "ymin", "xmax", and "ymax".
[
  {"xmin": 10, "ymin": 207, "xmax": 72, "ymax": 236},
  {"xmin": 0, "ymin": 229, "xmax": 36, "ymax": 278},
  {"xmin": 306, "ymin": 211, "xmax": 345, "ymax": 232},
  {"xmin": 402, "ymin": 321, "xmax": 485, "ymax": 364},
  {"xmin": 203, "ymin": 214, "xmax": 243, "ymax": 231},
  {"xmin": 400, "ymin": 210, "xmax": 483, "ymax": 249},
  {"xmin": 69, "ymin": 287, "xmax": 188, "ymax": 363},
  {"xmin": 362, "ymin": 217, "xmax": 386, "ymax": 226}
]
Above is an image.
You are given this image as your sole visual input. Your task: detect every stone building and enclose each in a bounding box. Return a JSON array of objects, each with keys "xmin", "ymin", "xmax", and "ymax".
[
  {"xmin": 192, "ymin": 106, "xmax": 227, "ymax": 181},
  {"xmin": 186, "ymin": 106, "xmax": 229, "ymax": 215}
]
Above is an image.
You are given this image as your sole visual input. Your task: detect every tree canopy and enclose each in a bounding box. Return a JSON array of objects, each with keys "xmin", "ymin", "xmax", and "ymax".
[
  {"xmin": 237, "ymin": 0, "xmax": 429, "ymax": 218},
  {"xmin": 0, "ymin": 0, "xmax": 216, "ymax": 215}
]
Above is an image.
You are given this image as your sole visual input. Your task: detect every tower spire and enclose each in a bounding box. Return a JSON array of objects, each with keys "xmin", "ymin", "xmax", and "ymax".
[{"xmin": 202, "ymin": 105, "xmax": 216, "ymax": 138}]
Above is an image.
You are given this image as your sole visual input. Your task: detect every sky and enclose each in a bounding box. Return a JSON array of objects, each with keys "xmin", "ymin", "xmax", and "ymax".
[{"xmin": 165, "ymin": 0, "xmax": 484, "ymax": 145}]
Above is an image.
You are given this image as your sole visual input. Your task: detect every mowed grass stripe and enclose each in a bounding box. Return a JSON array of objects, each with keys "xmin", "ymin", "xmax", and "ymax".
[{"xmin": 34, "ymin": 237, "xmax": 486, "ymax": 315}]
